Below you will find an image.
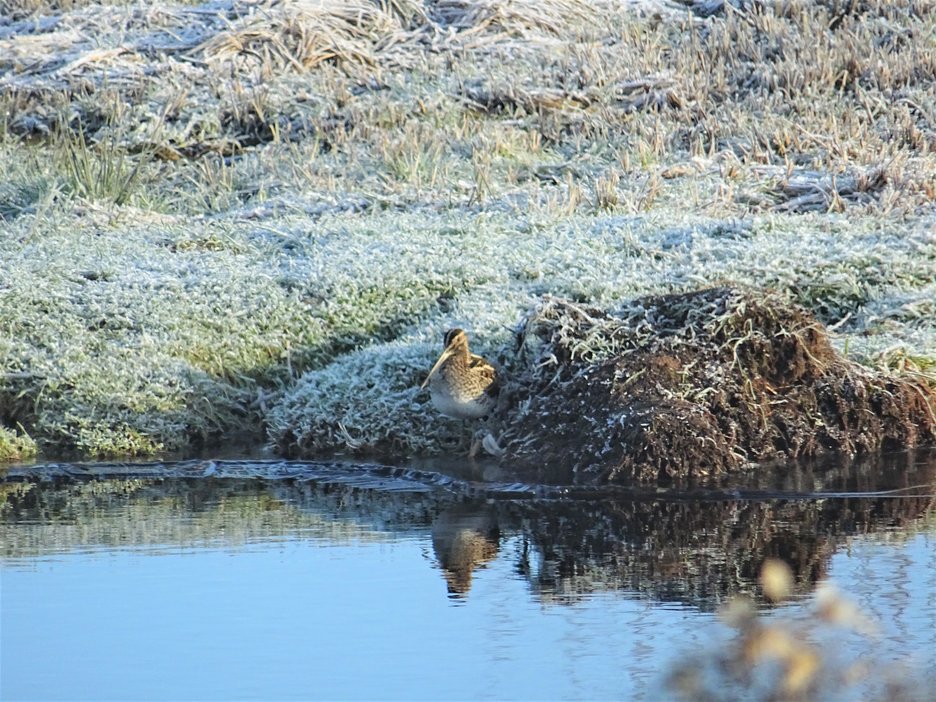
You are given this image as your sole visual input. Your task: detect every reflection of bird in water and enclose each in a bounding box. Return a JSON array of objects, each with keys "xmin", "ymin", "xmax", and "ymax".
[
  {"xmin": 421, "ymin": 328, "xmax": 501, "ymax": 457},
  {"xmin": 431, "ymin": 505, "xmax": 500, "ymax": 597}
]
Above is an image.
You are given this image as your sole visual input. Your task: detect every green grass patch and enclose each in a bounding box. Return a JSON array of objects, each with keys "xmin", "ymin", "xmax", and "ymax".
[{"xmin": 0, "ymin": 425, "xmax": 37, "ymax": 462}]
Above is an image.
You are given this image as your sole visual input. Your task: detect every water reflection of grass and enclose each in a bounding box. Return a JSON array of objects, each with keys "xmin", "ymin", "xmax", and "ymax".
[
  {"xmin": 1, "ymin": 479, "xmax": 421, "ymax": 555},
  {"xmin": 3, "ymin": 453, "xmax": 933, "ymax": 600},
  {"xmin": 0, "ymin": 0, "xmax": 934, "ymax": 459}
]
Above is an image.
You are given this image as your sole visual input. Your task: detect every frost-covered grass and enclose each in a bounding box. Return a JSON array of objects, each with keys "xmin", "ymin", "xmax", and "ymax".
[
  {"xmin": 2, "ymin": 187, "xmax": 934, "ymax": 459},
  {"xmin": 264, "ymin": 210, "xmax": 936, "ymax": 457},
  {"xmin": 0, "ymin": 0, "xmax": 934, "ymax": 458}
]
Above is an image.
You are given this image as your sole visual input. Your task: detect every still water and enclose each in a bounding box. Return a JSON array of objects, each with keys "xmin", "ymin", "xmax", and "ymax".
[{"xmin": 2, "ymin": 452, "xmax": 935, "ymax": 701}]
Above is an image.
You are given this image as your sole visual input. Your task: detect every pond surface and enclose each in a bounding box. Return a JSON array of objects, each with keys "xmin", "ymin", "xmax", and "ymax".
[{"xmin": 2, "ymin": 451, "xmax": 935, "ymax": 701}]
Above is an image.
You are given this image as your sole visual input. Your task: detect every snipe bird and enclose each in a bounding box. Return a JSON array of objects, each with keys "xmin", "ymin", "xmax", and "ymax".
[{"xmin": 421, "ymin": 328, "xmax": 498, "ymax": 420}]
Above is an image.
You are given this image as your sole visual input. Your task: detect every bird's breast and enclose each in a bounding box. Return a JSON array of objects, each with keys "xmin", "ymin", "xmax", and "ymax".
[{"xmin": 428, "ymin": 374, "xmax": 493, "ymax": 419}]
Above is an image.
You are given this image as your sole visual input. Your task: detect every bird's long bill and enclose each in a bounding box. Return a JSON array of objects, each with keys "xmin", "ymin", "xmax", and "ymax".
[{"xmin": 421, "ymin": 348, "xmax": 454, "ymax": 389}]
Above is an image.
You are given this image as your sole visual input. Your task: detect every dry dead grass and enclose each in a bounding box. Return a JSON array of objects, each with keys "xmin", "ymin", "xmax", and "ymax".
[
  {"xmin": 200, "ymin": 1, "xmax": 402, "ymax": 72},
  {"xmin": 197, "ymin": 0, "xmax": 601, "ymax": 76},
  {"xmin": 2, "ymin": 0, "xmax": 932, "ymax": 216}
]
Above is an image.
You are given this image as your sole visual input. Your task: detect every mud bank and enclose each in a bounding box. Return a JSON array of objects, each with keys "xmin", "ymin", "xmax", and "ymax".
[{"xmin": 499, "ymin": 288, "xmax": 936, "ymax": 484}]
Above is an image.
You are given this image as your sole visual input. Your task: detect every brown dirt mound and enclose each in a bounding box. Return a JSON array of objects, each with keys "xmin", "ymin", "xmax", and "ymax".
[{"xmin": 500, "ymin": 288, "xmax": 936, "ymax": 484}]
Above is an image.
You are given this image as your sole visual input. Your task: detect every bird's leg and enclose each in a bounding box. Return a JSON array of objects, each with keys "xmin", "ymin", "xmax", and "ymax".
[
  {"xmin": 481, "ymin": 431, "xmax": 503, "ymax": 457},
  {"xmin": 469, "ymin": 422, "xmax": 503, "ymax": 458},
  {"xmin": 468, "ymin": 434, "xmax": 482, "ymax": 458}
]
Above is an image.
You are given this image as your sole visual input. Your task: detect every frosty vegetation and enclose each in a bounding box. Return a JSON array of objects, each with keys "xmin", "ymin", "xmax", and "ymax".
[{"xmin": 0, "ymin": 0, "xmax": 933, "ymax": 460}]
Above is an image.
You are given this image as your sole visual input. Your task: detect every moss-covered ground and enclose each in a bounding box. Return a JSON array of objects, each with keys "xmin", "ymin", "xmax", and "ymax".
[{"xmin": 1, "ymin": 0, "xmax": 934, "ymax": 460}]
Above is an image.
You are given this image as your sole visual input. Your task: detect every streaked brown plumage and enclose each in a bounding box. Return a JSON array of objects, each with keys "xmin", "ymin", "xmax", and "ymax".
[{"xmin": 421, "ymin": 328, "xmax": 498, "ymax": 420}]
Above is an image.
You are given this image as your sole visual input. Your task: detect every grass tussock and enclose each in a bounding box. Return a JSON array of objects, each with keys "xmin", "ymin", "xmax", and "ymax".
[
  {"xmin": 198, "ymin": 0, "xmax": 598, "ymax": 77},
  {"xmin": 497, "ymin": 288, "xmax": 936, "ymax": 483},
  {"xmin": 200, "ymin": 1, "xmax": 402, "ymax": 73}
]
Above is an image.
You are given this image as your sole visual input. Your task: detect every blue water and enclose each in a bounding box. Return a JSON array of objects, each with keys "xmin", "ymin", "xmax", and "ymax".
[
  {"xmin": 2, "ymin": 457, "xmax": 935, "ymax": 701},
  {"xmin": 3, "ymin": 537, "xmax": 698, "ymax": 700}
]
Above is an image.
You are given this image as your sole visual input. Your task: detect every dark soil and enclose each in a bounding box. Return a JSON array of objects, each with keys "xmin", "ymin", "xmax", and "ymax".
[{"xmin": 500, "ymin": 288, "xmax": 936, "ymax": 484}]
